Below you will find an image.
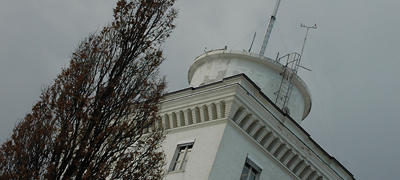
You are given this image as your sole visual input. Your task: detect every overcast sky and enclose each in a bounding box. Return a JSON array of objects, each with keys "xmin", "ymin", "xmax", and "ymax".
[{"xmin": 1, "ymin": 0, "xmax": 399, "ymax": 179}]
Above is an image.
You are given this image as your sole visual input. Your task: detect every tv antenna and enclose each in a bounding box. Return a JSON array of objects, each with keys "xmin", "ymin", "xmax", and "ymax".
[
  {"xmin": 300, "ymin": 23, "xmax": 317, "ymax": 59},
  {"xmin": 259, "ymin": 0, "xmax": 282, "ymax": 57},
  {"xmin": 274, "ymin": 23, "xmax": 316, "ymax": 114}
]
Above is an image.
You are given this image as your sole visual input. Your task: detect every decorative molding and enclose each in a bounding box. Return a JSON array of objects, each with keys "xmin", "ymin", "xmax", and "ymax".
[
  {"xmin": 229, "ymin": 101, "xmax": 334, "ymax": 180},
  {"xmin": 158, "ymin": 75, "xmax": 352, "ymax": 180}
]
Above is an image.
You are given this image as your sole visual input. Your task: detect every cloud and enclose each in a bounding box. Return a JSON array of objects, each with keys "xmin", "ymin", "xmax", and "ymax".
[{"xmin": 1, "ymin": 0, "xmax": 399, "ymax": 179}]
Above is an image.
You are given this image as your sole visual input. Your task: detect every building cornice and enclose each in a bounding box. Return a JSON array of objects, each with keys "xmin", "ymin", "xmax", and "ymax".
[{"xmin": 157, "ymin": 74, "xmax": 354, "ymax": 180}]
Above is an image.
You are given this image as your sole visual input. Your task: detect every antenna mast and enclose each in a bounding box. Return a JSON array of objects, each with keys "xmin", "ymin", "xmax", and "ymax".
[
  {"xmin": 248, "ymin": 32, "xmax": 257, "ymax": 52},
  {"xmin": 259, "ymin": 0, "xmax": 282, "ymax": 56},
  {"xmin": 274, "ymin": 23, "xmax": 316, "ymax": 114},
  {"xmin": 300, "ymin": 23, "xmax": 317, "ymax": 59}
]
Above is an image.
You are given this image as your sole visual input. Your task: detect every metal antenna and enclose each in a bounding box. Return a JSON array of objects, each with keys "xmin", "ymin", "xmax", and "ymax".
[
  {"xmin": 259, "ymin": 0, "xmax": 282, "ymax": 57},
  {"xmin": 248, "ymin": 32, "xmax": 257, "ymax": 52},
  {"xmin": 273, "ymin": 24, "xmax": 316, "ymax": 114},
  {"xmin": 299, "ymin": 23, "xmax": 317, "ymax": 59}
]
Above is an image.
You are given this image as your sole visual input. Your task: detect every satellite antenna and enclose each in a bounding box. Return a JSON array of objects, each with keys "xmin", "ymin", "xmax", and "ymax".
[{"xmin": 259, "ymin": 0, "xmax": 282, "ymax": 56}]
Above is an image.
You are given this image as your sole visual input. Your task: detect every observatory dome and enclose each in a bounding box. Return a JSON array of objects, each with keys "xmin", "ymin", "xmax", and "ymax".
[{"xmin": 188, "ymin": 49, "xmax": 311, "ymax": 123}]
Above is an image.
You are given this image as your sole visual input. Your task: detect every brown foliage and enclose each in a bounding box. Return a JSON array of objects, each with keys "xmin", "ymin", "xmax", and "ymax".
[{"xmin": 0, "ymin": 0, "xmax": 177, "ymax": 179}]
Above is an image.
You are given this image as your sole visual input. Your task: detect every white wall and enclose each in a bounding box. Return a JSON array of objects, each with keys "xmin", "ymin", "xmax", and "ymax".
[
  {"xmin": 208, "ymin": 122, "xmax": 296, "ymax": 180},
  {"xmin": 163, "ymin": 121, "xmax": 227, "ymax": 180},
  {"xmin": 188, "ymin": 50, "xmax": 309, "ymax": 123}
]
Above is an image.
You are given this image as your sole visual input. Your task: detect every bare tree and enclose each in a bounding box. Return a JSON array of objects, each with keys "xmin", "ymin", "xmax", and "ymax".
[{"xmin": 0, "ymin": 0, "xmax": 177, "ymax": 179}]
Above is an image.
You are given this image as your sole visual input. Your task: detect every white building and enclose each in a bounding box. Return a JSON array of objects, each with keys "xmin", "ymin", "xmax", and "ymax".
[{"xmin": 157, "ymin": 49, "xmax": 354, "ymax": 180}]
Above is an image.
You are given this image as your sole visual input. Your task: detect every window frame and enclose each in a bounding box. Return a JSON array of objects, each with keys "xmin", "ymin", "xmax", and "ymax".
[
  {"xmin": 240, "ymin": 158, "xmax": 262, "ymax": 180},
  {"xmin": 168, "ymin": 142, "xmax": 194, "ymax": 172}
]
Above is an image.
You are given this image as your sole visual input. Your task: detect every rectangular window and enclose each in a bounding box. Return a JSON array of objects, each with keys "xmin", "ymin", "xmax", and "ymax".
[
  {"xmin": 169, "ymin": 142, "xmax": 194, "ymax": 172},
  {"xmin": 240, "ymin": 158, "xmax": 261, "ymax": 180}
]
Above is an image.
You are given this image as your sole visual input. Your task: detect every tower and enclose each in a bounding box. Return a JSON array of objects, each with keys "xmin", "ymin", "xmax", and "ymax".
[
  {"xmin": 157, "ymin": 1, "xmax": 352, "ymax": 178},
  {"xmin": 157, "ymin": 50, "xmax": 354, "ymax": 179}
]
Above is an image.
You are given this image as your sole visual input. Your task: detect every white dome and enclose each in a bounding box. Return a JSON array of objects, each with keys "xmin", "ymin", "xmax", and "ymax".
[{"xmin": 188, "ymin": 49, "xmax": 311, "ymax": 123}]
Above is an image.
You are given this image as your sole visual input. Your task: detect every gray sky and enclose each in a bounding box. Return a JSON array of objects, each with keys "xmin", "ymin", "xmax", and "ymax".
[{"xmin": 1, "ymin": 0, "xmax": 399, "ymax": 179}]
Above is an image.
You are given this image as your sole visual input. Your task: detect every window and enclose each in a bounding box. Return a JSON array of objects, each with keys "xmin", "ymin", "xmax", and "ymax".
[
  {"xmin": 169, "ymin": 142, "xmax": 194, "ymax": 172},
  {"xmin": 240, "ymin": 158, "xmax": 261, "ymax": 180}
]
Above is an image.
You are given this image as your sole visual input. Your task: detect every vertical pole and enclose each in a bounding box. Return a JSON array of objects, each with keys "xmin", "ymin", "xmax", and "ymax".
[
  {"xmin": 300, "ymin": 27, "xmax": 310, "ymax": 58},
  {"xmin": 299, "ymin": 24, "xmax": 317, "ymax": 60},
  {"xmin": 248, "ymin": 32, "xmax": 257, "ymax": 52},
  {"xmin": 281, "ymin": 24, "xmax": 316, "ymax": 109},
  {"xmin": 259, "ymin": 0, "xmax": 282, "ymax": 57}
]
